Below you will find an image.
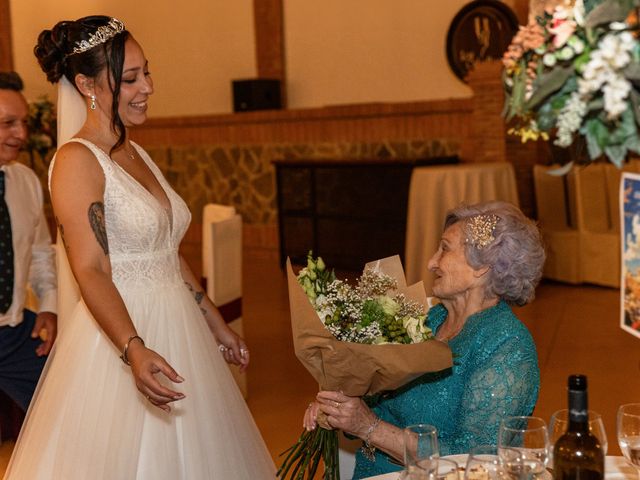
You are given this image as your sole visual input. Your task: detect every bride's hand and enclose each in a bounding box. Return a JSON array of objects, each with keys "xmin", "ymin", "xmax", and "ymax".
[
  {"xmin": 127, "ymin": 342, "xmax": 185, "ymax": 412},
  {"xmin": 216, "ymin": 326, "xmax": 250, "ymax": 372}
]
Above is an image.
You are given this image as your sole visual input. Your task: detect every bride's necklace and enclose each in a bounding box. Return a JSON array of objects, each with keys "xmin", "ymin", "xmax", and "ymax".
[{"xmin": 124, "ymin": 146, "xmax": 135, "ymax": 161}]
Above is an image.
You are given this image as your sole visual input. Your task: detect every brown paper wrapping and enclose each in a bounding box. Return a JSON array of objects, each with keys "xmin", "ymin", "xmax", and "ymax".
[{"xmin": 287, "ymin": 256, "xmax": 453, "ymax": 397}]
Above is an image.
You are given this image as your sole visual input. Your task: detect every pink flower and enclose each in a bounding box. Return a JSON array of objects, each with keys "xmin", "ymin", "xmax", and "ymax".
[{"xmin": 549, "ymin": 17, "xmax": 576, "ymax": 49}]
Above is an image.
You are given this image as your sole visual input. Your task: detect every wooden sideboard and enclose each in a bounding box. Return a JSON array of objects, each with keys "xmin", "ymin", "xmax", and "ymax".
[{"xmin": 274, "ymin": 157, "xmax": 457, "ymax": 270}]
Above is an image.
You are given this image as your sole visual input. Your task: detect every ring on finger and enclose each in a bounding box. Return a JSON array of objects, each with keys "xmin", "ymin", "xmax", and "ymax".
[
  {"xmin": 218, "ymin": 344, "xmax": 227, "ymax": 353},
  {"xmin": 333, "ymin": 401, "xmax": 341, "ymax": 408}
]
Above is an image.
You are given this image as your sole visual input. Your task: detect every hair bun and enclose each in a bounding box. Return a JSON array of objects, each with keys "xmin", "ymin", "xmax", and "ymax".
[{"xmin": 34, "ymin": 21, "xmax": 73, "ymax": 83}]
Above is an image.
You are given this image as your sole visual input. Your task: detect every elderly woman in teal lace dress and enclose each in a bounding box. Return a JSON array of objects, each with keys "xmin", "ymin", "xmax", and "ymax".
[{"xmin": 303, "ymin": 201, "xmax": 545, "ymax": 479}]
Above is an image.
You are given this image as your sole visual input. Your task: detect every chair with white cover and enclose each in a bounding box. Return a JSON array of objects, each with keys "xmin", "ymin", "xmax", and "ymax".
[
  {"xmin": 338, "ymin": 435, "xmax": 361, "ymax": 480},
  {"xmin": 202, "ymin": 204, "xmax": 247, "ymax": 398}
]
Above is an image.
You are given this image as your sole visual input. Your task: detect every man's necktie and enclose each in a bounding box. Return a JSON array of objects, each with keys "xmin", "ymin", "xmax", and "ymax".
[{"xmin": 0, "ymin": 171, "xmax": 14, "ymax": 313}]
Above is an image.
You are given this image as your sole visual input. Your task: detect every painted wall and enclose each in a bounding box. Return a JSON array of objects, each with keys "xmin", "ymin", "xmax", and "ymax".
[
  {"xmin": 9, "ymin": 0, "xmax": 256, "ymax": 116},
  {"xmin": 284, "ymin": 0, "xmax": 520, "ymax": 108},
  {"xmin": 10, "ymin": 0, "xmax": 519, "ymax": 115}
]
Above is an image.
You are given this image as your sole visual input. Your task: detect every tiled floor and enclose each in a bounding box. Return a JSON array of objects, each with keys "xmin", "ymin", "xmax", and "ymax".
[{"xmin": 1, "ymin": 248, "xmax": 638, "ymax": 476}]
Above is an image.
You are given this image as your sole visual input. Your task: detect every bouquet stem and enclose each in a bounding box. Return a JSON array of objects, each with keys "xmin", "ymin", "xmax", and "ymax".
[{"xmin": 277, "ymin": 421, "xmax": 340, "ymax": 480}]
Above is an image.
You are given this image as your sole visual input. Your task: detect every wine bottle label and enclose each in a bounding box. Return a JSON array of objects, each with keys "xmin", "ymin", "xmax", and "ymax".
[
  {"xmin": 569, "ymin": 390, "xmax": 588, "ymax": 423},
  {"xmin": 569, "ymin": 407, "xmax": 587, "ymax": 420}
]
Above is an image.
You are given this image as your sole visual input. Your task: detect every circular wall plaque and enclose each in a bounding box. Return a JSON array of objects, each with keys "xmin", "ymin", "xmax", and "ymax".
[{"xmin": 446, "ymin": 0, "xmax": 519, "ymax": 81}]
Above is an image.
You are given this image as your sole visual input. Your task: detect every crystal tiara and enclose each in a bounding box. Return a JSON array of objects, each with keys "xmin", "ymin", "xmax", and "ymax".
[{"xmin": 68, "ymin": 17, "xmax": 125, "ymax": 56}]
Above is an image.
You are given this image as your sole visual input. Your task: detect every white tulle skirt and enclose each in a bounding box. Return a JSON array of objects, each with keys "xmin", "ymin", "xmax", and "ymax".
[{"xmin": 3, "ymin": 281, "xmax": 275, "ymax": 479}]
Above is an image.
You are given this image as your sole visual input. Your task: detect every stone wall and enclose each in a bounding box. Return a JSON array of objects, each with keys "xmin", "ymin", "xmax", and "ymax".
[{"xmin": 144, "ymin": 138, "xmax": 460, "ymax": 225}]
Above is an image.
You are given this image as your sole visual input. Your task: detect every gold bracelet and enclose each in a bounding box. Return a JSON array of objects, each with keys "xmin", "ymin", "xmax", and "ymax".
[
  {"xmin": 120, "ymin": 335, "xmax": 144, "ymax": 365},
  {"xmin": 360, "ymin": 416, "xmax": 382, "ymax": 462}
]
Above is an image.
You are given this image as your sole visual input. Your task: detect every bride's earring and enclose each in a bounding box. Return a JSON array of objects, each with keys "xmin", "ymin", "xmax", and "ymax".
[{"xmin": 90, "ymin": 95, "xmax": 96, "ymax": 110}]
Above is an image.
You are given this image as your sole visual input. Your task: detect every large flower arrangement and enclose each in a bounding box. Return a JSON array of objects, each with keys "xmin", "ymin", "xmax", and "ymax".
[
  {"xmin": 503, "ymin": 0, "xmax": 640, "ymax": 167},
  {"xmin": 25, "ymin": 95, "xmax": 56, "ymax": 167}
]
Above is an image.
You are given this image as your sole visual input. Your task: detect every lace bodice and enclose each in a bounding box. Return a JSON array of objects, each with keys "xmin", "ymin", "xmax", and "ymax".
[
  {"xmin": 50, "ymin": 139, "xmax": 191, "ymax": 291},
  {"xmin": 353, "ymin": 301, "xmax": 540, "ymax": 479}
]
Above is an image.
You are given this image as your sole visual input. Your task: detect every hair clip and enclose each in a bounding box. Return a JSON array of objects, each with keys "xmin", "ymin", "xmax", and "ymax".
[{"xmin": 466, "ymin": 214, "xmax": 499, "ymax": 249}]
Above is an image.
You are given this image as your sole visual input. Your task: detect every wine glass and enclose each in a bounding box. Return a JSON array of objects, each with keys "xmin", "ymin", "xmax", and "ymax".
[
  {"xmin": 465, "ymin": 445, "xmax": 507, "ymax": 479},
  {"xmin": 549, "ymin": 409, "xmax": 608, "ymax": 466},
  {"xmin": 433, "ymin": 458, "xmax": 460, "ymax": 479},
  {"xmin": 498, "ymin": 416, "xmax": 549, "ymax": 478},
  {"xmin": 403, "ymin": 424, "xmax": 439, "ymax": 479},
  {"xmin": 618, "ymin": 403, "xmax": 640, "ymax": 478}
]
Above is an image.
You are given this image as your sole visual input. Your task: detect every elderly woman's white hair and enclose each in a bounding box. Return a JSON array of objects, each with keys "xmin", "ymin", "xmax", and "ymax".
[{"xmin": 444, "ymin": 201, "xmax": 545, "ymax": 306}]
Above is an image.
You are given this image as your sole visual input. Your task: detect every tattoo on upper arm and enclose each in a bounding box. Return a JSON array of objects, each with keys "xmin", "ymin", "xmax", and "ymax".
[{"xmin": 88, "ymin": 202, "xmax": 109, "ymax": 255}]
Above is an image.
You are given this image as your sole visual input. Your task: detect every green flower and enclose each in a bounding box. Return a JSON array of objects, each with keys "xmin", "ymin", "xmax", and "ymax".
[{"xmin": 377, "ymin": 296, "xmax": 400, "ymax": 316}]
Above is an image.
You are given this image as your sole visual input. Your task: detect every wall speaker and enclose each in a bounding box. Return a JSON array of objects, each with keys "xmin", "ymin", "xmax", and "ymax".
[{"xmin": 232, "ymin": 78, "xmax": 282, "ymax": 112}]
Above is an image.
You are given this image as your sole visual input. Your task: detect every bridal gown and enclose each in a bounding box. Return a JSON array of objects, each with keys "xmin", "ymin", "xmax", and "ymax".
[{"xmin": 4, "ymin": 139, "xmax": 276, "ymax": 479}]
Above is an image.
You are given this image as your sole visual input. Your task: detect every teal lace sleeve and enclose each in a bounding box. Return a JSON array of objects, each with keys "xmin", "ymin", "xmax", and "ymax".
[
  {"xmin": 352, "ymin": 301, "xmax": 540, "ymax": 480},
  {"xmin": 442, "ymin": 333, "xmax": 540, "ymax": 453}
]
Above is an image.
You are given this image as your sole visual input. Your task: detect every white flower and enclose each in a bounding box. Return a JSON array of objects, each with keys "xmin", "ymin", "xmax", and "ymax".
[
  {"xmin": 557, "ymin": 45, "xmax": 575, "ymax": 61},
  {"xmin": 609, "ymin": 21, "xmax": 627, "ymax": 31},
  {"xmin": 377, "ymin": 296, "xmax": 400, "ymax": 316},
  {"xmin": 554, "ymin": 91, "xmax": 588, "ymax": 147},
  {"xmin": 543, "ymin": 52, "xmax": 558, "ymax": 67},
  {"xmin": 573, "ymin": 0, "xmax": 585, "ymax": 27},
  {"xmin": 603, "ymin": 75, "xmax": 631, "ymax": 118},
  {"xmin": 553, "ymin": 5, "xmax": 568, "ymax": 19},
  {"xmin": 402, "ymin": 317, "xmax": 423, "ymax": 343},
  {"xmin": 568, "ymin": 36, "xmax": 585, "ymax": 55},
  {"xmin": 598, "ymin": 32, "xmax": 633, "ymax": 69}
]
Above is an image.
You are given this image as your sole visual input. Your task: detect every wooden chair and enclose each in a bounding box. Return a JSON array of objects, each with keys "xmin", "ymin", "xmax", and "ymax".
[
  {"xmin": 534, "ymin": 162, "xmax": 640, "ymax": 287},
  {"xmin": 533, "ymin": 165, "xmax": 581, "ymax": 284}
]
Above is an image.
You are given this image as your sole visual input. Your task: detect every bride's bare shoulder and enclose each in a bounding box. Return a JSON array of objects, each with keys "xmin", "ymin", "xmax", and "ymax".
[
  {"xmin": 51, "ymin": 140, "xmax": 104, "ymax": 187},
  {"xmin": 54, "ymin": 140, "xmax": 98, "ymax": 163}
]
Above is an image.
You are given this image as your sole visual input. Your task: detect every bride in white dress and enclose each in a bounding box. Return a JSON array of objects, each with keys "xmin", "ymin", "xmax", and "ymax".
[{"xmin": 4, "ymin": 15, "xmax": 275, "ymax": 479}]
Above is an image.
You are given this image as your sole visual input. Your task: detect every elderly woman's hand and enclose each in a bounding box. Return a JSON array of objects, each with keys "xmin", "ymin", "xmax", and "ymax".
[
  {"xmin": 315, "ymin": 391, "xmax": 378, "ymax": 439},
  {"xmin": 303, "ymin": 401, "xmax": 322, "ymax": 431}
]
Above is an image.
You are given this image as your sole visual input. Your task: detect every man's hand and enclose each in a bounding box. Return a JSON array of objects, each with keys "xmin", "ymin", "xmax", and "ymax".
[{"xmin": 31, "ymin": 311, "xmax": 57, "ymax": 356}]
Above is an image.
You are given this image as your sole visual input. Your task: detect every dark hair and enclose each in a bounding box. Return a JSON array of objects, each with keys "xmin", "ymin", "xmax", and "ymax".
[
  {"xmin": 0, "ymin": 72, "xmax": 24, "ymax": 91},
  {"xmin": 34, "ymin": 15, "xmax": 130, "ymax": 153}
]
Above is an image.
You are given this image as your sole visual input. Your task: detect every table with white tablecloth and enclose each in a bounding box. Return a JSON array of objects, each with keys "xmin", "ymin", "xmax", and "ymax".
[
  {"xmin": 404, "ymin": 162, "xmax": 519, "ymax": 294},
  {"xmin": 363, "ymin": 455, "xmax": 636, "ymax": 479}
]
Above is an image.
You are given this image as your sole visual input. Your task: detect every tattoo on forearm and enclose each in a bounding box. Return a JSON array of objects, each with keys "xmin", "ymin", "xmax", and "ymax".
[
  {"xmin": 185, "ymin": 282, "xmax": 206, "ymax": 312},
  {"xmin": 88, "ymin": 202, "xmax": 109, "ymax": 255},
  {"xmin": 195, "ymin": 291, "xmax": 204, "ymax": 305}
]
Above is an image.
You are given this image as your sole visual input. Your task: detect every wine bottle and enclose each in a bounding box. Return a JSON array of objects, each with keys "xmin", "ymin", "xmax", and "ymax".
[{"xmin": 553, "ymin": 374, "xmax": 605, "ymax": 479}]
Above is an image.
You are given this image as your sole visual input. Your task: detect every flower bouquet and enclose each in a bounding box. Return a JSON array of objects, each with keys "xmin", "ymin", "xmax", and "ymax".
[
  {"xmin": 503, "ymin": 0, "xmax": 640, "ymax": 168},
  {"xmin": 277, "ymin": 254, "xmax": 452, "ymax": 480}
]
